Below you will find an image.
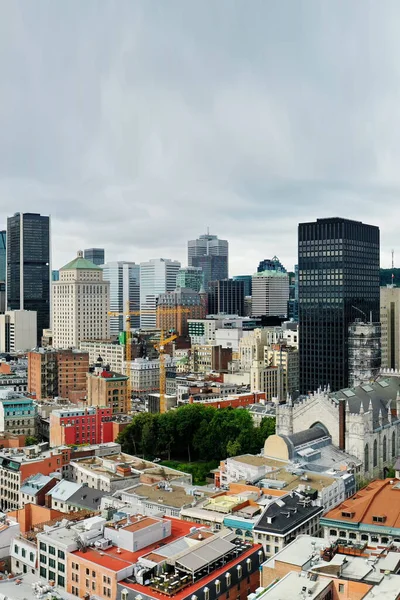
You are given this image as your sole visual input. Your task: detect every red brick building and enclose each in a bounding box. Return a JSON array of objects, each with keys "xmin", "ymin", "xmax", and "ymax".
[{"xmin": 49, "ymin": 406, "xmax": 114, "ymax": 447}]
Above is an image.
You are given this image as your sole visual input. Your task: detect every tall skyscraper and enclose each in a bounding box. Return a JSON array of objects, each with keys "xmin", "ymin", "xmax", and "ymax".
[
  {"xmin": 140, "ymin": 259, "xmax": 181, "ymax": 329},
  {"xmin": 298, "ymin": 217, "xmax": 380, "ymax": 393},
  {"xmin": 0, "ymin": 231, "xmax": 6, "ymax": 282},
  {"xmin": 102, "ymin": 261, "xmax": 140, "ymax": 335},
  {"xmin": 188, "ymin": 232, "xmax": 228, "ymax": 288},
  {"xmin": 84, "ymin": 248, "xmax": 105, "ymax": 266},
  {"xmin": 6, "ymin": 213, "xmax": 50, "ymax": 342},
  {"xmin": 52, "ymin": 251, "xmax": 110, "ymax": 348},
  {"xmin": 208, "ymin": 279, "xmax": 245, "ymax": 316},
  {"xmin": 251, "ymin": 271, "xmax": 289, "ymax": 317}
]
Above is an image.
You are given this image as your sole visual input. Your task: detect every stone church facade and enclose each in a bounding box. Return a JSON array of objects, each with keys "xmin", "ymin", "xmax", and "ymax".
[{"xmin": 276, "ymin": 371, "xmax": 400, "ymax": 479}]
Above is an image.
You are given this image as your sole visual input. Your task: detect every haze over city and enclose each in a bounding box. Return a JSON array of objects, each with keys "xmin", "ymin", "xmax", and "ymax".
[{"xmin": 0, "ymin": 1, "xmax": 399, "ymax": 272}]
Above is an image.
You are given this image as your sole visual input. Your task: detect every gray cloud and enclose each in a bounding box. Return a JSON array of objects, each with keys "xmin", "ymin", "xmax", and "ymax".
[{"xmin": 0, "ymin": 0, "xmax": 399, "ymax": 274}]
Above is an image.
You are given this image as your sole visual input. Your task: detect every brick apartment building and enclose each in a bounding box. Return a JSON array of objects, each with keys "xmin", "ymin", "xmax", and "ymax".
[
  {"xmin": 49, "ymin": 406, "xmax": 114, "ymax": 447},
  {"xmin": 28, "ymin": 348, "xmax": 89, "ymax": 400}
]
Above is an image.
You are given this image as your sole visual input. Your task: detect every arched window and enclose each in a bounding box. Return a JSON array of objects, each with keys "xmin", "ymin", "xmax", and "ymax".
[
  {"xmin": 364, "ymin": 444, "xmax": 369, "ymax": 472},
  {"xmin": 393, "ymin": 431, "xmax": 396, "ymax": 457},
  {"xmin": 383, "ymin": 436, "xmax": 387, "ymax": 462},
  {"xmin": 373, "ymin": 439, "xmax": 378, "ymax": 467}
]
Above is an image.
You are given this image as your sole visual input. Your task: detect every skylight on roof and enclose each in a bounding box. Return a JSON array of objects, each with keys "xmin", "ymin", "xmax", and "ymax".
[
  {"xmin": 361, "ymin": 384, "xmax": 373, "ymax": 392},
  {"xmin": 342, "ymin": 389, "xmax": 355, "ymax": 397},
  {"xmin": 378, "ymin": 381, "xmax": 389, "ymax": 388}
]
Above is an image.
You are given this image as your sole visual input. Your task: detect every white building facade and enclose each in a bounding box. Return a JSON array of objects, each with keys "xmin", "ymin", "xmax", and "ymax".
[
  {"xmin": 52, "ymin": 251, "xmax": 110, "ymax": 349},
  {"xmin": 251, "ymin": 271, "xmax": 289, "ymax": 317},
  {"xmin": 139, "ymin": 258, "xmax": 180, "ymax": 329},
  {"xmin": 0, "ymin": 310, "xmax": 37, "ymax": 353},
  {"xmin": 102, "ymin": 261, "xmax": 140, "ymax": 335}
]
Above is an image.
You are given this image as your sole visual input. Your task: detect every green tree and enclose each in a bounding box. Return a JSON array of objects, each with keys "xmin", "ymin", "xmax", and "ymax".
[
  {"xmin": 157, "ymin": 411, "xmax": 176, "ymax": 460},
  {"xmin": 226, "ymin": 439, "xmax": 242, "ymax": 457},
  {"xmin": 25, "ymin": 436, "xmax": 38, "ymax": 446}
]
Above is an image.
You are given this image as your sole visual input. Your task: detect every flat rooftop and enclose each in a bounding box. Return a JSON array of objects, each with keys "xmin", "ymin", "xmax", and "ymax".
[
  {"xmin": 257, "ymin": 571, "xmax": 331, "ymax": 600},
  {"xmin": 123, "ymin": 483, "xmax": 211, "ymax": 509}
]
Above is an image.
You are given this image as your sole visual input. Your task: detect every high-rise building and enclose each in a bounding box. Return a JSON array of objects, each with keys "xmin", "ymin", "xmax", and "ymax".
[
  {"xmin": 0, "ymin": 230, "xmax": 6, "ymax": 282},
  {"xmin": 257, "ymin": 256, "xmax": 286, "ymax": 273},
  {"xmin": 139, "ymin": 258, "xmax": 181, "ymax": 329},
  {"xmin": 348, "ymin": 320, "xmax": 381, "ymax": 388},
  {"xmin": 287, "ymin": 265, "xmax": 299, "ymax": 321},
  {"xmin": 188, "ymin": 232, "xmax": 228, "ymax": 288},
  {"xmin": 52, "ymin": 251, "xmax": 110, "ymax": 349},
  {"xmin": 380, "ymin": 286, "xmax": 400, "ymax": 370},
  {"xmin": 156, "ymin": 288, "xmax": 206, "ymax": 337},
  {"xmin": 102, "ymin": 262, "xmax": 140, "ymax": 335},
  {"xmin": 208, "ymin": 279, "xmax": 245, "ymax": 316},
  {"xmin": 27, "ymin": 348, "xmax": 89, "ymax": 400},
  {"xmin": 84, "ymin": 248, "xmax": 105, "ymax": 266},
  {"xmin": 6, "ymin": 213, "xmax": 50, "ymax": 342},
  {"xmin": 232, "ymin": 275, "xmax": 252, "ymax": 297},
  {"xmin": 176, "ymin": 266, "xmax": 204, "ymax": 292},
  {"xmin": 52, "ymin": 270, "xmax": 59, "ymax": 282},
  {"xmin": 0, "ymin": 310, "xmax": 37, "ymax": 353},
  {"xmin": 251, "ymin": 271, "xmax": 289, "ymax": 317},
  {"xmin": 299, "ymin": 217, "xmax": 380, "ymax": 393}
]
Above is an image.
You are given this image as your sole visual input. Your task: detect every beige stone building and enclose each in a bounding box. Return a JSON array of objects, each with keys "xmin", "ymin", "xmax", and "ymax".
[
  {"xmin": 87, "ymin": 364, "xmax": 129, "ymax": 414},
  {"xmin": 380, "ymin": 286, "xmax": 400, "ymax": 370},
  {"xmin": 52, "ymin": 251, "xmax": 110, "ymax": 349}
]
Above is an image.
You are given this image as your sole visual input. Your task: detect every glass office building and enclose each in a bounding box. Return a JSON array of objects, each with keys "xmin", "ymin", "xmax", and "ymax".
[
  {"xmin": 7, "ymin": 213, "xmax": 50, "ymax": 343},
  {"xmin": 188, "ymin": 233, "xmax": 228, "ymax": 289},
  {"xmin": 84, "ymin": 248, "xmax": 105, "ymax": 266},
  {"xmin": 102, "ymin": 261, "xmax": 140, "ymax": 335},
  {"xmin": 208, "ymin": 279, "xmax": 245, "ymax": 316},
  {"xmin": 298, "ymin": 217, "xmax": 380, "ymax": 394}
]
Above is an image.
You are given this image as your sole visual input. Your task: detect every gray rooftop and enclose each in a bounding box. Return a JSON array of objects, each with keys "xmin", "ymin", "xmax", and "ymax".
[
  {"xmin": 48, "ymin": 480, "xmax": 82, "ymax": 502},
  {"xmin": 20, "ymin": 474, "xmax": 54, "ymax": 496},
  {"xmin": 330, "ymin": 375, "xmax": 400, "ymax": 428},
  {"xmin": 66, "ymin": 486, "xmax": 105, "ymax": 510}
]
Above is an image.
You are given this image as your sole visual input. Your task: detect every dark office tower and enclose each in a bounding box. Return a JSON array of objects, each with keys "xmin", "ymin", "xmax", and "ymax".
[
  {"xmin": 6, "ymin": 213, "xmax": 50, "ymax": 342},
  {"xmin": 298, "ymin": 217, "xmax": 380, "ymax": 394},
  {"xmin": 0, "ymin": 231, "xmax": 6, "ymax": 282},
  {"xmin": 257, "ymin": 256, "xmax": 286, "ymax": 273},
  {"xmin": 84, "ymin": 248, "xmax": 105, "ymax": 266},
  {"xmin": 188, "ymin": 233, "xmax": 228, "ymax": 289},
  {"xmin": 208, "ymin": 279, "xmax": 245, "ymax": 316}
]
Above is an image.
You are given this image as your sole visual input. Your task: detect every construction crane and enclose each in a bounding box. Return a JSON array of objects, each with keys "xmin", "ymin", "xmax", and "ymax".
[
  {"xmin": 108, "ymin": 304, "xmax": 191, "ymax": 414},
  {"xmin": 108, "ymin": 300, "xmax": 138, "ymax": 413},
  {"xmin": 154, "ymin": 330, "xmax": 178, "ymax": 413}
]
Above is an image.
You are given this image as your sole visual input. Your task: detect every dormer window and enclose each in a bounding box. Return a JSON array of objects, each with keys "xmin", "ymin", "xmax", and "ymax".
[
  {"xmin": 372, "ymin": 515, "xmax": 386, "ymax": 523},
  {"xmin": 341, "ymin": 511, "xmax": 354, "ymax": 518}
]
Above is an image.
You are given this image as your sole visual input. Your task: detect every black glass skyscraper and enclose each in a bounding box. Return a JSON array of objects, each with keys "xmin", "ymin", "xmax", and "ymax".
[
  {"xmin": 7, "ymin": 213, "xmax": 50, "ymax": 342},
  {"xmin": 208, "ymin": 279, "xmax": 245, "ymax": 316},
  {"xmin": 298, "ymin": 217, "xmax": 380, "ymax": 394},
  {"xmin": 0, "ymin": 231, "xmax": 6, "ymax": 282}
]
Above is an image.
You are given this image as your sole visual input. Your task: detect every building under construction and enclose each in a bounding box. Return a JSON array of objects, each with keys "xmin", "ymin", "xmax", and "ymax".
[{"xmin": 348, "ymin": 319, "xmax": 381, "ymax": 388}]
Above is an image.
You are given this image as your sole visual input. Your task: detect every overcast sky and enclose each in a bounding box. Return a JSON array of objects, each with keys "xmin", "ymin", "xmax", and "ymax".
[{"xmin": 0, "ymin": 1, "xmax": 399, "ymax": 275}]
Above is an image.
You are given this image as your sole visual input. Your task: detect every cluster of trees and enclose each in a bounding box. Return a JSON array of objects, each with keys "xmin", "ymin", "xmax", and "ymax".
[{"xmin": 117, "ymin": 404, "xmax": 275, "ymax": 463}]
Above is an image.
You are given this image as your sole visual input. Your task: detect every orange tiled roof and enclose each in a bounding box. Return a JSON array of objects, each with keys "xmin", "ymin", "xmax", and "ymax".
[{"xmin": 324, "ymin": 479, "xmax": 400, "ymax": 527}]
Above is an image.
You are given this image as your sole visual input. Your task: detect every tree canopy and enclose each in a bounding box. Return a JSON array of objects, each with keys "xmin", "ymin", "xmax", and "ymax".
[{"xmin": 117, "ymin": 404, "xmax": 275, "ymax": 463}]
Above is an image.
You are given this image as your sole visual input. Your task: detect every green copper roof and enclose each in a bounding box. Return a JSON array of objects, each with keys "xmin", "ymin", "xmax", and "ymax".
[{"xmin": 60, "ymin": 254, "xmax": 102, "ymax": 271}]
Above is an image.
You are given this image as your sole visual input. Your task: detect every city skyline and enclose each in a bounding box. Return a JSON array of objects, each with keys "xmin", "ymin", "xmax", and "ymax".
[{"xmin": 0, "ymin": 2, "xmax": 399, "ymax": 274}]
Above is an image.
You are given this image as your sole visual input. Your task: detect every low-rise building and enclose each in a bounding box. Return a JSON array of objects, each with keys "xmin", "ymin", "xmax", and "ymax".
[
  {"xmin": 20, "ymin": 474, "xmax": 58, "ymax": 506},
  {"xmin": 0, "ymin": 390, "xmax": 37, "ymax": 436},
  {"xmin": 260, "ymin": 534, "xmax": 400, "ymax": 600},
  {"xmin": 67, "ymin": 453, "xmax": 192, "ymax": 494},
  {"xmin": 49, "ymin": 406, "xmax": 114, "ymax": 447},
  {"xmin": 253, "ymin": 492, "xmax": 323, "ymax": 558},
  {"xmin": 87, "ymin": 362, "xmax": 129, "ymax": 414},
  {"xmin": 321, "ymin": 478, "xmax": 400, "ymax": 547},
  {"xmin": 0, "ymin": 445, "xmax": 71, "ymax": 511},
  {"xmin": 80, "ymin": 340, "xmax": 125, "ymax": 373}
]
